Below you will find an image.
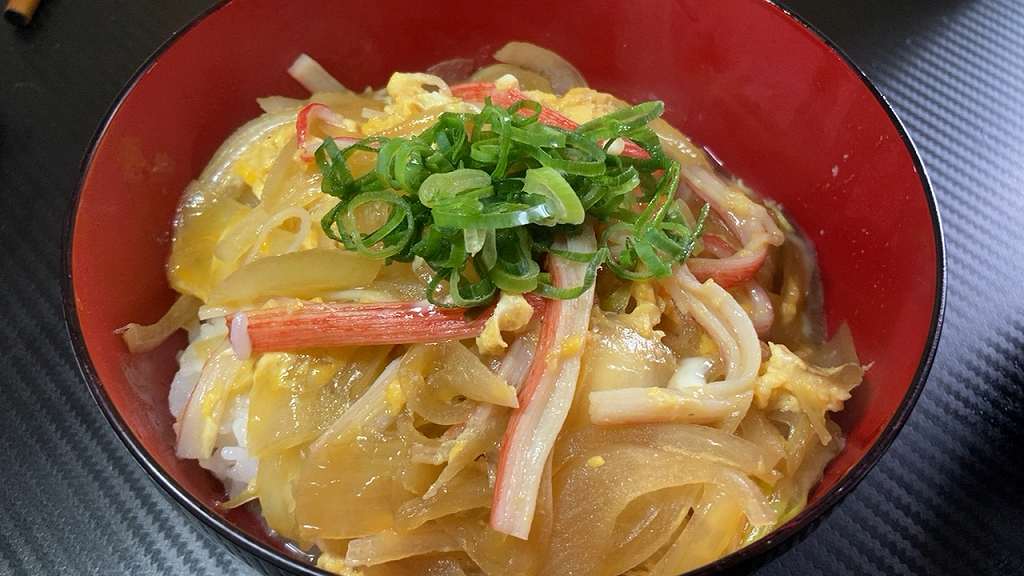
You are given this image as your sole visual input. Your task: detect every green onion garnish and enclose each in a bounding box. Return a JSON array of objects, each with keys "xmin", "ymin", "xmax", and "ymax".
[{"xmin": 315, "ymin": 98, "xmax": 708, "ymax": 307}]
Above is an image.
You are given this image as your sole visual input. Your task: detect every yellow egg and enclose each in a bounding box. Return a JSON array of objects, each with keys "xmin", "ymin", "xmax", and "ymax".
[{"xmin": 231, "ymin": 123, "xmax": 296, "ymax": 197}]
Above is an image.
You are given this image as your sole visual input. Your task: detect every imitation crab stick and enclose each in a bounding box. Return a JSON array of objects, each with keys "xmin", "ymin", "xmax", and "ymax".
[
  {"xmin": 295, "ymin": 102, "xmax": 360, "ymax": 159},
  {"xmin": 688, "ymin": 233, "xmax": 768, "ymax": 288},
  {"xmin": 691, "ymin": 235, "xmax": 779, "ymax": 336},
  {"xmin": 451, "ymin": 82, "xmax": 650, "ymax": 159},
  {"xmin": 683, "ymin": 165, "xmax": 784, "ymax": 288},
  {"xmin": 228, "ymin": 295, "xmax": 545, "ymax": 359},
  {"xmin": 490, "ymin": 226, "xmax": 598, "ymax": 540}
]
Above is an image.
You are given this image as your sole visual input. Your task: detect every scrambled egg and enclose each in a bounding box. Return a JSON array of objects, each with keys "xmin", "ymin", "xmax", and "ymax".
[
  {"xmin": 448, "ymin": 439, "xmax": 466, "ymax": 460},
  {"xmin": 549, "ymin": 87, "xmax": 627, "ymax": 124},
  {"xmin": 556, "ymin": 334, "xmax": 586, "ymax": 359},
  {"xmin": 698, "ymin": 333, "xmax": 718, "ymax": 358},
  {"xmin": 613, "ymin": 281, "xmax": 665, "ymax": 340},
  {"xmin": 755, "ymin": 343, "xmax": 864, "ymax": 444},
  {"xmin": 476, "ymin": 292, "xmax": 535, "ymax": 355},
  {"xmin": 316, "ymin": 552, "xmax": 362, "ymax": 576},
  {"xmin": 385, "ymin": 377, "xmax": 407, "ymax": 415},
  {"xmin": 232, "ymin": 124, "xmax": 296, "ymax": 197},
  {"xmin": 362, "ymin": 73, "xmax": 478, "ymax": 135}
]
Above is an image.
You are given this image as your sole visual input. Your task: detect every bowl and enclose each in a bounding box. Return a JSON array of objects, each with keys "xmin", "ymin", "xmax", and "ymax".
[{"xmin": 63, "ymin": 0, "xmax": 945, "ymax": 574}]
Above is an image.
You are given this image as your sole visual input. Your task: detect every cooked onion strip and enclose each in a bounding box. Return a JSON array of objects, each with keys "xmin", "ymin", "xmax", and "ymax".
[
  {"xmin": 116, "ymin": 294, "xmax": 200, "ymax": 353},
  {"xmin": 288, "ymin": 53, "xmax": 347, "ymax": 94},
  {"xmin": 309, "ymin": 356, "xmax": 402, "ymax": 452},
  {"xmin": 470, "ymin": 63, "xmax": 553, "ymax": 92},
  {"xmin": 493, "ymin": 41, "xmax": 587, "ymax": 94},
  {"xmin": 421, "ymin": 333, "xmax": 539, "ymax": 499},
  {"xmin": 345, "ymin": 527, "xmax": 460, "ymax": 567},
  {"xmin": 244, "ymin": 207, "xmax": 312, "ymax": 263},
  {"xmin": 554, "ymin": 423, "xmax": 778, "ymax": 480},
  {"xmin": 209, "ymin": 249, "xmax": 382, "ymax": 308},
  {"xmin": 649, "ymin": 487, "xmax": 748, "ymax": 576},
  {"xmin": 544, "ymin": 446, "xmax": 772, "ymax": 576},
  {"xmin": 197, "ymin": 111, "xmax": 298, "ymax": 188},
  {"xmin": 397, "ymin": 464, "xmax": 492, "ymax": 530}
]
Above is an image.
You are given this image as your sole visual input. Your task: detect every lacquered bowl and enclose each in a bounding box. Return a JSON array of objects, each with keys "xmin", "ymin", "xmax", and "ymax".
[{"xmin": 63, "ymin": 0, "xmax": 945, "ymax": 574}]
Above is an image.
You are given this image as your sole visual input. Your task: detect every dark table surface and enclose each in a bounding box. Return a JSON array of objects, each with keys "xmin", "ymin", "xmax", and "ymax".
[{"xmin": 2, "ymin": 1, "xmax": 1023, "ymax": 574}]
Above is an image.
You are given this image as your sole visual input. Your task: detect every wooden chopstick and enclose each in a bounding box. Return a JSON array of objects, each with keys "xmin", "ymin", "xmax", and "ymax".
[{"xmin": 4, "ymin": 0, "xmax": 42, "ymax": 26}]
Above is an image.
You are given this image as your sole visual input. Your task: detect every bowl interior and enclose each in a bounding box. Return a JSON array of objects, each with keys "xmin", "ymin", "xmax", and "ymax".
[{"xmin": 68, "ymin": 0, "xmax": 941, "ymax": 570}]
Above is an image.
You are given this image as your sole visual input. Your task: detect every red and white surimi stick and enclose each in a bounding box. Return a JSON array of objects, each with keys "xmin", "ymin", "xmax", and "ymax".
[
  {"xmin": 491, "ymin": 226, "xmax": 598, "ymax": 540},
  {"xmin": 451, "ymin": 82, "xmax": 650, "ymax": 159},
  {"xmin": 295, "ymin": 103, "xmax": 361, "ymax": 160},
  {"xmin": 688, "ymin": 233, "xmax": 768, "ymax": 288},
  {"xmin": 683, "ymin": 165, "xmax": 784, "ymax": 288},
  {"xmin": 688, "ymin": 247, "xmax": 769, "ymax": 289},
  {"xmin": 588, "ymin": 386, "xmax": 736, "ymax": 426},
  {"xmin": 700, "ymin": 234, "xmax": 736, "ymax": 259},
  {"xmin": 228, "ymin": 295, "xmax": 545, "ymax": 359}
]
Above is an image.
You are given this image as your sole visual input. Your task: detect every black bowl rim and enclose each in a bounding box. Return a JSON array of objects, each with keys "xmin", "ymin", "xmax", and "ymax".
[{"xmin": 61, "ymin": 1, "xmax": 946, "ymax": 574}]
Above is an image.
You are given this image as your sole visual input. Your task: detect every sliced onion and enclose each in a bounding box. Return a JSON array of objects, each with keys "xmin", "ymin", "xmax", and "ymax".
[
  {"xmin": 649, "ymin": 486, "xmax": 748, "ymax": 576},
  {"xmin": 208, "ymin": 249, "xmax": 382, "ymax": 308},
  {"xmin": 287, "ymin": 53, "xmax": 347, "ymax": 94},
  {"xmin": 243, "ymin": 206, "xmax": 312, "ymax": 263},
  {"xmin": 493, "ymin": 41, "xmax": 587, "ymax": 94},
  {"xmin": 743, "ymin": 281, "xmax": 775, "ymax": 337},
  {"xmin": 256, "ymin": 95, "xmax": 306, "ymax": 113},
  {"xmin": 605, "ymin": 487, "xmax": 698, "ymax": 576},
  {"xmin": 544, "ymin": 445, "xmax": 772, "ymax": 575},
  {"xmin": 470, "ymin": 63, "xmax": 553, "ymax": 92},
  {"xmin": 310, "ymin": 356, "xmax": 403, "ymax": 451},
  {"xmin": 425, "ymin": 57, "xmax": 478, "ymax": 85},
  {"xmin": 116, "ymin": 294, "xmax": 200, "ymax": 353},
  {"xmin": 345, "ymin": 527, "xmax": 460, "ymax": 567},
  {"xmin": 554, "ymin": 422, "xmax": 776, "ymax": 480},
  {"xmin": 396, "ymin": 464, "xmax": 492, "ymax": 530},
  {"xmin": 195, "ymin": 110, "xmax": 298, "ymax": 188},
  {"xmin": 176, "ymin": 342, "xmax": 247, "ymax": 459}
]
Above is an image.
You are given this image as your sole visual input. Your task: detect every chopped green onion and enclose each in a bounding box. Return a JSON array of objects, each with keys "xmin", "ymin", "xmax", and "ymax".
[
  {"xmin": 315, "ymin": 94, "xmax": 708, "ymax": 307},
  {"xmin": 340, "ymin": 191, "xmax": 415, "ymax": 259},
  {"xmin": 577, "ymin": 101, "xmax": 665, "ymax": 138},
  {"xmin": 535, "ymin": 248, "xmax": 608, "ymax": 299},
  {"xmin": 522, "ymin": 167, "xmax": 585, "ymax": 225},
  {"xmin": 418, "ymin": 169, "xmax": 493, "ymax": 207}
]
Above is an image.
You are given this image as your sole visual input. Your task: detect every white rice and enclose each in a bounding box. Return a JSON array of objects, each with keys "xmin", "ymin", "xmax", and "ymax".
[
  {"xmin": 170, "ymin": 318, "xmax": 258, "ymax": 498},
  {"xmin": 169, "ymin": 319, "xmax": 227, "ymax": 419},
  {"xmin": 199, "ymin": 393, "xmax": 258, "ymax": 498}
]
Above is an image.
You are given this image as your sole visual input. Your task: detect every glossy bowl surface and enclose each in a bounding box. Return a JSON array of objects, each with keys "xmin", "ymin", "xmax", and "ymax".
[{"xmin": 64, "ymin": 0, "xmax": 944, "ymax": 574}]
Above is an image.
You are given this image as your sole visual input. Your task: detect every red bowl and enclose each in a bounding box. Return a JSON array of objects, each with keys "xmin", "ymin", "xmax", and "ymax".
[{"xmin": 63, "ymin": 0, "xmax": 945, "ymax": 574}]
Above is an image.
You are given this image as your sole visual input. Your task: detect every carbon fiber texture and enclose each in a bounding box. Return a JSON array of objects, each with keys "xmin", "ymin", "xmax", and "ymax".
[{"xmin": 1, "ymin": 0, "xmax": 1021, "ymax": 574}]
